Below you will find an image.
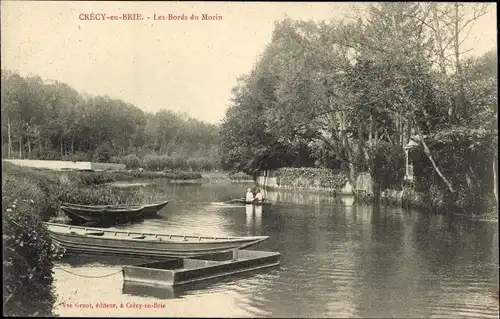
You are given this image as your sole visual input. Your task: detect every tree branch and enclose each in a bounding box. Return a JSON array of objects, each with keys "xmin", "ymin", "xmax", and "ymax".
[
  {"xmin": 413, "ymin": 119, "xmax": 455, "ymax": 193},
  {"xmin": 3, "ymin": 287, "xmax": 17, "ymax": 308}
]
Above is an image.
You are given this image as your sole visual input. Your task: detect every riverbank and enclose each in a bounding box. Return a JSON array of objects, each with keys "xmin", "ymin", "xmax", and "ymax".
[{"xmin": 256, "ymin": 168, "xmax": 498, "ymax": 220}]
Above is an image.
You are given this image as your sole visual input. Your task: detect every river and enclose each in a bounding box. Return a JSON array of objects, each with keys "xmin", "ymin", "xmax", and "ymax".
[{"xmin": 53, "ymin": 182, "xmax": 499, "ymax": 318}]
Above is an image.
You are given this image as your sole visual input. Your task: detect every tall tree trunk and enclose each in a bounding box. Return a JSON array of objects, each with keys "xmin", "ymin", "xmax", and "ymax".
[
  {"xmin": 71, "ymin": 134, "xmax": 75, "ymax": 154},
  {"xmin": 7, "ymin": 117, "xmax": 12, "ymax": 158},
  {"xmin": 369, "ymin": 114, "xmax": 373, "ymax": 144},
  {"xmin": 494, "ymin": 153, "xmax": 498, "ymax": 204},
  {"xmin": 27, "ymin": 133, "xmax": 31, "ymax": 158},
  {"xmin": 60, "ymin": 138, "xmax": 63, "ymax": 157},
  {"xmin": 19, "ymin": 136, "xmax": 22, "ymax": 159},
  {"xmin": 405, "ymin": 119, "xmax": 411, "ymax": 146},
  {"xmin": 38, "ymin": 128, "xmax": 42, "ymax": 152}
]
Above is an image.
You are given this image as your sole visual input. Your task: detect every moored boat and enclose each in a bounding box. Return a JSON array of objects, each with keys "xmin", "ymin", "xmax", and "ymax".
[
  {"xmin": 62, "ymin": 200, "xmax": 169, "ymax": 217},
  {"xmin": 135, "ymin": 200, "xmax": 169, "ymax": 217},
  {"xmin": 44, "ymin": 222, "xmax": 269, "ymax": 258},
  {"xmin": 60, "ymin": 204, "xmax": 144, "ymax": 225}
]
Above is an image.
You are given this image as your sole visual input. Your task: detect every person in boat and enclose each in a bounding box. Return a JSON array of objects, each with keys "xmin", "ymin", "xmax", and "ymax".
[
  {"xmin": 245, "ymin": 188, "xmax": 255, "ymax": 203},
  {"xmin": 254, "ymin": 189, "xmax": 263, "ymax": 203}
]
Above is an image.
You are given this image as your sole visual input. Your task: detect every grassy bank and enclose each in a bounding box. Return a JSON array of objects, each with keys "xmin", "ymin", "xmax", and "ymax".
[
  {"xmin": 73, "ymin": 170, "xmax": 202, "ymax": 186},
  {"xmin": 355, "ymin": 185, "xmax": 498, "ymax": 220},
  {"xmin": 2, "ymin": 163, "xmax": 150, "ymax": 218}
]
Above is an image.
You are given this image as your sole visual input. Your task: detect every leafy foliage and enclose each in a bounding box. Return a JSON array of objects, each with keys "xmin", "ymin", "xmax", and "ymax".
[
  {"xmin": 219, "ymin": 3, "xmax": 497, "ymax": 213},
  {"xmin": 372, "ymin": 142, "xmax": 406, "ymax": 191},
  {"xmin": 410, "ymin": 127, "xmax": 497, "ymax": 212},
  {"xmin": 227, "ymin": 171, "xmax": 254, "ymax": 181},
  {"xmin": 2, "ymin": 179, "xmax": 62, "ymax": 316},
  {"xmin": 275, "ymin": 167, "xmax": 348, "ymax": 190}
]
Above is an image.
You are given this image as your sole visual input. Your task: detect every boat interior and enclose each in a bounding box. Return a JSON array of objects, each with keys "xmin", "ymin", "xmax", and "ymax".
[{"xmin": 45, "ymin": 223, "xmax": 266, "ymax": 243}]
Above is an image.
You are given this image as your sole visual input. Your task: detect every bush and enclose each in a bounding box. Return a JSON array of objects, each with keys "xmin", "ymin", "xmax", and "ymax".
[
  {"xmin": 275, "ymin": 167, "xmax": 348, "ymax": 190},
  {"xmin": 35, "ymin": 149, "xmax": 62, "ymax": 160},
  {"xmin": 187, "ymin": 157, "xmax": 214, "ymax": 171},
  {"xmin": 373, "ymin": 142, "xmax": 406, "ymax": 191},
  {"xmin": 142, "ymin": 154, "xmax": 164, "ymax": 171},
  {"xmin": 75, "ymin": 171, "xmax": 116, "ymax": 186},
  {"xmin": 3, "ymin": 200, "xmax": 62, "ymax": 316},
  {"xmin": 109, "ymin": 156, "xmax": 122, "ymax": 164},
  {"xmin": 409, "ymin": 127, "xmax": 497, "ymax": 214},
  {"xmin": 228, "ymin": 171, "xmax": 253, "ymax": 181},
  {"xmin": 57, "ymin": 184, "xmax": 141, "ymax": 205},
  {"xmin": 121, "ymin": 154, "xmax": 141, "ymax": 169},
  {"xmin": 171, "ymin": 156, "xmax": 188, "ymax": 170},
  {"xmin": 2, "ymin": 162, "xmax": 61, "ymax": 220},
  {"xmin": 105, "ymin": 154, "xmax": 218, "ymax": 172},
  {"xmin": 62, "ymin": 152, "xmax": 91, "ymax": 162},
  {"xmin": 94, "ymin": 142, "xmax": 113, "ymax": 163}
]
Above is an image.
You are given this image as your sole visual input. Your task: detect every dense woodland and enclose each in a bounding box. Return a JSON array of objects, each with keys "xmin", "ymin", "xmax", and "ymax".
[
  {"xmin": 219, "ymin": 3, "xmax": 497, "ymax": 211},
  {"xmin": 1, "ymin": 72, "xmax": 220, "ymax": 170}
]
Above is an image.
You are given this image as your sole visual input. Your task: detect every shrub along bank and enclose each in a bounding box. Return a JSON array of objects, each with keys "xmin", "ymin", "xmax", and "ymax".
[
  {"xmin": 66, "ymin": 170, "xmax": 203, "ymax": 186},
  {"xmin": 274, "ymin": 167, "xmax": 350, "ymax": 192},
  {"xmin": 3, "ymin": 199, "xmax": 62, "ymax": 317},
  {"xmin": 112, "ymin": 154, "xmax": 217, "ymax": 172}
]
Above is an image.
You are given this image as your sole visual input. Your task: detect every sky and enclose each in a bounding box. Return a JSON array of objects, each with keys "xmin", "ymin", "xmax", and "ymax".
[{"xmin": 1, "ymin": 2, "xmax": 497, "ymax": 124}]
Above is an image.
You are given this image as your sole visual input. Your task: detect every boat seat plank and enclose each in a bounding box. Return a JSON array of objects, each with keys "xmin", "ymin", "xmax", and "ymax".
[
  {"xmin": 130, "ymin": 235, "xmax": 146, "ymax": 239},
  {"xmin": 85, "ymin": 231, "xmax": 105, "ymax": 236}
]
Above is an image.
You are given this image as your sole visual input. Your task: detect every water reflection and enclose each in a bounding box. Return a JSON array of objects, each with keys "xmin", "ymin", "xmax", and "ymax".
[
  {"xmin": 263, "ymin": 188, "xmax": 358, "ymax": 208},
  {"xmin": 122, "ymin": 268, "xmax": 281, "ymax": 302},
  {"xmin": 122, "ymin": 282, "xmax": 178, "ymax": 300},
  {"xmin": 340, "ymin": 195, "xmax": 355, "ymax": 206},
  {"xmin": 59, "ymin": 254, "xmax": 152, "ymax": 267},
  {"xmin": 245, "ymin": 204, "xmax": 254, "ymax": 215},
  {"xmin": 254, "ymin": 205, "xmax": 262, "ymax": 229},
  {"xmin": 243, "ymin": 204, "xmax": 263, "ymax": 236}
]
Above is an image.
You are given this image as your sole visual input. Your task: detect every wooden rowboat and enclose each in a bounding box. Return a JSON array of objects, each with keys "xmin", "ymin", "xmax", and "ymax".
[
  {"xmin": 44, "ymin": 222, "xmax": 269, "ymax": 258},
  {"xmin": 62, "ymin": 200, "xmax": 169, "ymax": 217},
  {"xmin": 135, "ymin": 201, "xmax": 169, "ymax": 217},
  {"xmin": 60, "ymin": 204, "xmax": 144, "ymax": 224}
]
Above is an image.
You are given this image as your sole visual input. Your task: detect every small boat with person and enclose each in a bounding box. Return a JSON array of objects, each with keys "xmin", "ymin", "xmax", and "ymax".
[
  {"xmin": 223, "ymin": 198, "xmax": 272, "ymax": 206},
  {"xmin": 44, "ymin": 222, "xmax": 269, "ymax": 258}
]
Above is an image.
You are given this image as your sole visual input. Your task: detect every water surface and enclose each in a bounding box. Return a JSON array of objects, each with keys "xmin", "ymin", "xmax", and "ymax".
[{"xmin": 53, "ymin": 182, "xmax": 499, "ymax": 318}]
